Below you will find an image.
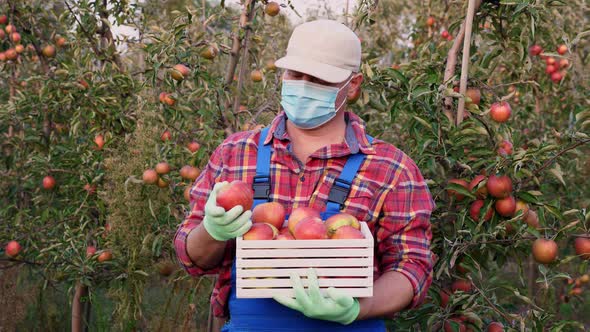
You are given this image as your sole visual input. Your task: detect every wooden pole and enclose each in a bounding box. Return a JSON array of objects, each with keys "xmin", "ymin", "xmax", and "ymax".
[{"xmin": 456, "ymin": 0, "xmax": 477, "ymax": 125}]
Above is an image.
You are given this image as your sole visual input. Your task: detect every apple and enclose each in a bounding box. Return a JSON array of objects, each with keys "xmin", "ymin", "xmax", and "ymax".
[
  {"xmin": 5, "ymin": 48, "xmax": 16, "ymax": 60},
  {"xmin": 84, "ymin": 184, "xmax": 97, "ymax": 195},
  {"xmin": 265, "ymin": 1, "xmax": 280, "ymax": 16},
  {"xmin": 550, "ymin": 71, "xmax": 563, "ymax": 83},
  {"xmin": 200, "ymin": 45, "xmax": 218, "ymax": 60},
  {"xmin": 469, "ymin": 200, "xmax": 493, "ymax": 222},
  {"xmin": 216, "ymin": 180, "xmax": 254, "ymax": 211},
  {"xmin": 293, "ymin": 216, "xmax": 328, "ymax": 240},
  {"xmin": 447, "ymin": 178, "xmax": 469, "ymax": 201},
  {"xmin": 523, "ymin": 209, "xmax": 540, "ymax": 229},
  {"xmin": 331, "ymin": 225, "xmax": 364, "ymax": 239},
  {"xmin": 276, "ymin": 233, "xmax": 295, "ymax": 240},
  {"xmin": 569, "ymin": 287, "xmax": 583, "ymax": 296},
  {"xmin": 86, "ymin": 246, "xmax": 97, "ymax": 257},
  {"xmin": 5, "ymin": 24, "xmax": 15, "ymax": 33},
  {"xmin": 179, "ymin": 165, "xmax": 200, "ymax": 181},
  {"xmin": 529, "ymin": 44, "xmax": 543, "ymax": 56},
  {"xmin": 157, "ymin": 177, "xmax": 169, "ymax": 188},
  {"xmin": 441, "ymin": 30, "xmax": 449, "ymax": 39},
  {"xmin": 426, "ymin": 16, "xmax": 435, "ymax": 26},
  {"xmin": 0, "ymin": 15, "xmax": 7, "ymax": 25},
  {"xmin": 325, "ymin": 212, "xmax": 360, "ymax": 237},
  {"xmin": 446, "ymin": 35, "xmax": 453, "ymax": 41},
  {"xmin": 142, "ymin": 169, "xmax": 159, "ymax": 184},
  {"xmin": 532, "ymin": 238, "xmax": 558, "ymax": 264},
  {"xmin": 251, "ymin": 70, "xmax": 263, "ymax": 82},
  {"xmin": 497, "ymin": 139, "xmax": 513, "ymax": 156},
  {"xmin": 451, "ymin": 279, "xmax": 472, "ymax": 293},
  {"xmin": 5, "ymin": 240, "xmax": 21, "ymax": 257},
  {"xmin": 574, "ymin": 237, "xmax": 590, "ymax": 260},
  {"xmin": 545, "ymin": 64, "xmax": 557, "ymax": 74},
  {"xmin": 494, "ymin": 196, "xmax": 516, "ymax": 217},
  {"xmin": 288, "ymin": 207, "xmax": 322, "ymax": 235},
  {"xmin": 94, "ymin": 134, "xmax": 104, "ymax": 150},
  {"xmin": 265, "ymin": 60, "xmax": 277, "ymax": 71},
  {"xmin": 184, "ymin": 186, "xmax": 192, "ymax": 201},
  {"xmin": 580, "ymin": 274, "xmax": 590, "ymax": 283},
  {"xmin": 97, "ymin": 250, "xmax": 112, "ymax": 262},
  {"xmin": 514, "ymin": 200, "xmax": 529, "ymax": 217},
  {"xmin": 252, "ymin": 202, "xmax": 286, "ymax": 230},
  {"xmin": 489, "ymin": 101, "xmax": 511, "ymax": 123},
  {"xmin": 487, "ymin": 322, "xmax": 504, "ymax": 332},
  {"xmin": 465, "ymin": 88, "xmax": 481, "ymax": 106},
  {"xmin": 159, "ymin": 92, "xmax": 167, "ymax": 103},
  {"xmin": 10, "ymin": 32, "xmax": 20, "ymax": 43},
  {"xmin": 155, "ymin": 162, "xmax": 171, "ymax": 175},
  {"xmin": 545, "ymin": 57, "xmax": 556, "ymax": 66},
  {"xmin": 187, "ymin": 141, "xmax": 200, "ymax": 153},
  {"xmin": 439, "ymin": 289, "xmax": 451, "ymax": 308},
  {"xmin": 42, "ymin": 45, "xmax": 56, "ymax": 58},
  {"xmin": 163, "ymin": 94, "xmax": 175, "ymax": 106},
  {"xmin": 557, "ymin": 44, "xmax": 568, "ymax": 55},
  {"xmin": 559, "ymin": 58, "xmax": 569, "ymax": 68},
  {"xmin": 444, "ymin": 318, "xmax": 466, "ymax": 332},
  {"xmin": 279, "ymin": 227, "xmax": 290, "ymax": 235},
  {"xmin": 243, "ymin": 223, "xmax": 276, "ymax": 240},
  {"xmin": 161, "ymin": 130, "xmax": 172, "ymax": 141},
  {"xmin": 56, "ymin": 36, "xmax": 66, "ymax": 47},
  {"xmin": 0, "ymin": 52, "xmax": 6, "ymax": 61},
  {"xmin": 78, "ymin": 79, "xmax": 89, "ymax": 90},
  {"xmin": 171, "ymin": 64, "xmax": 190, "ymax": 81},
  {"xmin": 486, "ymin": 174, "xmax": 512, "ymax": 198},
  {"xmin": 42, "ymin": 175, "xmax": 56, "ymax": 190},
  {"xmin": 469, "ymin": 175, "xmax": 488, "ymax": 199}
]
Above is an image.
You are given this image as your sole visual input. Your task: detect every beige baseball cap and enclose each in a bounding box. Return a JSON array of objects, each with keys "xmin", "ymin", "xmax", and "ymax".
[{"xmin": 275, "ymin": 19, "xmax": 361, "ymax": 84}]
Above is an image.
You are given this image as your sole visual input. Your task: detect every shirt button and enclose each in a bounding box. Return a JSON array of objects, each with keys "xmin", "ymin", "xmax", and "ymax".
[{"xmin": 300, "ymin": 176, "xmax": 305, "ymax": 182}]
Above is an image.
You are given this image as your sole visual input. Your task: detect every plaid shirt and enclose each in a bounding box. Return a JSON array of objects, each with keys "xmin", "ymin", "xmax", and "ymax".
[{"xmin": 174, "ymin": 111, "xmax": 435, "ymax": 318}]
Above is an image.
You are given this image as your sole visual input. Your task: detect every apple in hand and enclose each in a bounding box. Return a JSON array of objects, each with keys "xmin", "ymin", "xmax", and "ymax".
[{"xmin": 216, "ymin": 180, "xmax": 254, "ymax": 211}]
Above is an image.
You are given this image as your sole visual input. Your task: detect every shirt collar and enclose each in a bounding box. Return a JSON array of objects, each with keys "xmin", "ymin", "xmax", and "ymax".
[{"xmin": 263, "ymin": 111, "xmax": 376, "ymax": 156}]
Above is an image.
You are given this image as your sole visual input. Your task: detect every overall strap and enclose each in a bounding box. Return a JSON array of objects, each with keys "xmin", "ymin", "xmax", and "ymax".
[
  {"xmin": 253, "ymin": 127, "xmax": 272, "ymax": 207},
  {"xmin": 325, "ymin": 134, "xmax": 374, "ymax": 215}
]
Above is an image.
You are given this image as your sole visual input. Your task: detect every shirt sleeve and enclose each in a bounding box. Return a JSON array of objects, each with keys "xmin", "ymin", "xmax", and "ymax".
[
  {"xmin": 173, "ymin": 143, "xmax": 227, "ymax": 277},
  {"xmin": 376, "ymin": 157, "xmax": 435, "ymax": 309}
]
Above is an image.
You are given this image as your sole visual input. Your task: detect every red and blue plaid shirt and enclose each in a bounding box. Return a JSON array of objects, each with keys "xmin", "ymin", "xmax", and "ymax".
[{"xmin": 174, "ymin": 111, "xmax": 435, "ymax": 318}]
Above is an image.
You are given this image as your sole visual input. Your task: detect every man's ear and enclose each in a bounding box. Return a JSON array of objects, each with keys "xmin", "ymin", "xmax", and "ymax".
[{"xmin": 347, "ymin": 73, "xmax": 363, "ymax": 98}]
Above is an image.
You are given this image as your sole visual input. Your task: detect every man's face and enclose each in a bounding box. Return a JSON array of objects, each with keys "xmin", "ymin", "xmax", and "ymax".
[{"xmin": 282, "ymin": 69, "xmax": 363, "ymax": 109}]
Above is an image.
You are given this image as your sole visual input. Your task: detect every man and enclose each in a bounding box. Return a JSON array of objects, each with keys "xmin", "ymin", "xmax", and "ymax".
[{"xmin": 174, "ymin": 19, "xmax": 435, "ymax": 331}]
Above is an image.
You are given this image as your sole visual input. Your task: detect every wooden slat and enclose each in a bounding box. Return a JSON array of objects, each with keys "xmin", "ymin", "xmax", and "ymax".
[
  {"xmin": 237, "ymin": 277, "xmax": 372, "ymax": 288},
  {"xmin": 236, "ymin": 287, "xmax": 373, "ymax": 298},
  {"xmin": 237, "ymin": 248, "xmax": 371, "ymax": 258},
  {"xmin": 237, "ymin": 267, "xmax": 372, "ymax": 278},
  {"xmin": 236, "ymin": 257, "xmax": 371, "ymax": 268}
]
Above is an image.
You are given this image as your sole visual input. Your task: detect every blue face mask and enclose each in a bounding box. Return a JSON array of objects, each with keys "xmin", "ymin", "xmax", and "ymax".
[{"xmin": 280, "ymin": 77, "xmax": 352, "ymax": 129}]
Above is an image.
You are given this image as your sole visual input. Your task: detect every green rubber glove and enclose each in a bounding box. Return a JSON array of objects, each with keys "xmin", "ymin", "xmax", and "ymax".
[
  {"xmin": 203, "ymin": 181, "xmax": 252, "ymax": 241},
  {"xmin": 273, "ymin": 268, "xmax": 360, "ymax": 325}
]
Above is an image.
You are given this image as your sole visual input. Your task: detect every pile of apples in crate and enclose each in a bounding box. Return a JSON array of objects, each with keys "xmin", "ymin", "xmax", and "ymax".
[{"xmin": 216, "ymin": 180, "xmax": 365, "ymax": 241}]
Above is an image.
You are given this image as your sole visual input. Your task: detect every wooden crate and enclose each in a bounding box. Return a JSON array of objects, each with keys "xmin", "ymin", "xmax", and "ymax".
[{"xmin": 236, "ymin": 222, "xmax": 374, "ymax": 298}]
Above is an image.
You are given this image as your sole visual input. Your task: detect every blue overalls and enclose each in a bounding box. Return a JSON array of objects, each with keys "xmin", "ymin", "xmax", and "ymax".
[{"xmin": 222, "ymin": 127, "xmax": 386, "ymax": 332}]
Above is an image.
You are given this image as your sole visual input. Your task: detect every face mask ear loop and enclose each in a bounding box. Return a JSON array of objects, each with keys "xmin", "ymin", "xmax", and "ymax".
[{"xmin": 335, "ymin": 76, "xmax": 355, "ymax": 112}]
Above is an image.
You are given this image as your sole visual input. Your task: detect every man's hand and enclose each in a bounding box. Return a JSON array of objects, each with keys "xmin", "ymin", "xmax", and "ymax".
[
  {"xmin": 203, "ymin": 181, "xmax": 252, "ymax": 241},
  {"xmin": 273, "ymin": 268, "xmax": 360, "ymax": 325}
]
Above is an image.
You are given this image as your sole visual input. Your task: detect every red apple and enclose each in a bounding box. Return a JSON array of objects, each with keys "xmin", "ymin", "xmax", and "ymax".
[
  {"xmin": 489, "ymin": 101, "xmax": 512, "ymax": 123},
  {"xmin": 487, "ymin": 322, "xmax": 504, "ymax": 332},
  {"xmin": 0, "ymin": 15, "xmax": 7, "ymax": 25},
  {"xmin": 171, "ymin": 64, "xmax": 190, "ymax": 81},
  {"xmin": 426, "ymin": 16, "xmax": 435, "ymax": 27},
  {"xmin": 155, "ymin": 162, "xmax": 171, "ymax": 175},
  {"xmin": 468, "ymin": 175, "xmax": 488, "ymax": 199},
  {"xmin": 288, "ymin": 207, "xmax": 321, "ymax": 235},
  {"xmin": 10, "ymin": 32, "xmax": 20, "ymax": 43},
  {"xmin": 5, "ymin": 240, "xmax": 21, "ymax": 257},
  {"xmin": 439, "ymin": 289, "xmax": 451, "ymax": 308},
  {"xmin": 279, "ymin": 227, "xmax": 290, "ymax": 235},
  {"xmin": 557, "ymin": 44, "xmax": 567, "ymax": 55},
  {"xmin": 495, "ymin": 196, "xmax": 516, "ymax": 217},
  {"xmin": 98, "ymin": 250, "xmax": 112, "ymax": 262},
  {"xmin": 142, "ymin": 169, "xmax": 158, "ymax": 184},
  {"xmin": 161, "ymin": 130, "xmax": 172, "ymax": 141},
  {"xmin": 574, "ymin": 237, "xmax": 590, "ymax": 260},
  {"xmin": 187, "ymin": 141, "xmax": 200, "ymax": 153},
  {"xmin": 470, "ymin": 200, "xmax": 493, "ymax": 222},
  {"xmin": 94, "ymin": 134, "xmax": 105, "ymax": 150},
  {"xmin": 325, "ymin": 212, "xmax": 360, "ymax": 237},
  {"xmin": 523, "ymin": 209, "xmax": 540, "ymax": 229},
  {"xmin": 545, "ymin": 57, "xmax": 556, "ymax": 66},
  {"xmin": 179, "ymin": 165, "xmax": 200, "ymax": 181},
  {"xmin": 276, "ymin": 233, "xmax": 295, "ymax": 240},
  {"xmin": 331, "ymin": 225, "xmax": 364, "ymax": 239},
  {"xmin": 532, "ymin": 238, "xmax": 558, "ymax": 264},
  {"xmin": 445, "ymin": 318, "xmax": 466, "ymax": 332},
  {"xmin": 559, "ymin": 58, "xmax": 569, "ymax": 68},
  {"xmin": 243, "ymin": 223, "xmax": 277, "ymax": 240},
  {"xmin": 486, "ymin": 174, "xmax": 512, "ymax": 198},
  {"xmin": 497, "ymin": 140, "xmax": 513, "ymax": 156},
  {"xmin": 42, "ymin": 175, "xmax": 56, "ymax": 190},
  {"xmin": 550, "ymin": 71, "xmax": 563, "ymax": 83},
  {"xmin": 545, "ymin": 64, "xmax": 557, "ymax": 74},
  {"xmin": 515, "ymin": 200, "xmax": 529, "ymax": 218},
  {"xmin": 293, "ymin": 216, "xmax": 328, "ymax": 240},
  {"xmin": 252, "ymin": 202, "xmax": 286, "ymax": 230},
  {"xmin": 465, "ymin": 88, "xmax": 481, "ymax": 106},
  {"xmin": 216, "ymin": 180, "xmax": 254, "ymax": 211},
  {"xmin": 529, "ymin": 44, "xmax": 543, "ymax": 56},
  {"xmin": 86, "ymin": 246, "xmax": 97, "ymax": 257},
  {"xmin": 447, "ymin": 179, "xmax": 469, "ymax": 201},
  {"xmin": 451, "ymin": 279, "xmax": 472, "ymax": 293},
  {"xmin": 441, "ymin": 30, "xmax": 449, "ymax": 39}
]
